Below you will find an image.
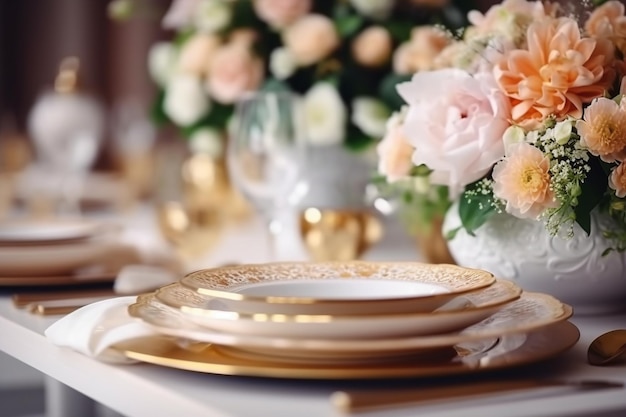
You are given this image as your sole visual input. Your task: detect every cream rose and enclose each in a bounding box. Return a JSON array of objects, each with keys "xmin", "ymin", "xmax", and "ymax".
[
  {"xmin": 352, "ymin": 26, "xmax": 392, "ymax": 68},
  {"xmin": 206, "ymin": 43, "xmax": 264, "ymax": 104},
  {"xmin": 163, "ymin": 74, "xmax": 211, "ymax": 126},
  {"xmin": 178, "ymin": 34, "xmax": 221, "ymax": 76},
  {"xmin": 147, "ymin": 42, "xmax": 178, "ymax": 87},
  {"xmin": 302, "ymin": 83, "xmax": 346, "ymax": 146},
  {"xmin": 282, "ymin": 14, "xmax": 339, "ymax": 66},
  {"xmin": 253, "ymin": 0, "xmax": 311, "ymax": 29},
  {"xmin": 397, "ymin": 69, "xmax": 511, "ymax": 197}
]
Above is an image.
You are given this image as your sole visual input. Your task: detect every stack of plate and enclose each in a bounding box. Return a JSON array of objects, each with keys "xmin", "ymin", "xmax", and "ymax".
[
  {"xmin": 0, "ymin": 219, "xmax": 132, "ymax": 286},
  {"xmin": 125, "ymin": 261, "xmax": 578, "ymax": 379}
]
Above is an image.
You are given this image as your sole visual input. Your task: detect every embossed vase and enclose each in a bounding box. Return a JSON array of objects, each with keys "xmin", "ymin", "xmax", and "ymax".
[{"xmin": 443, "ymin": 202, "xmax": 626, "ymax": 315}]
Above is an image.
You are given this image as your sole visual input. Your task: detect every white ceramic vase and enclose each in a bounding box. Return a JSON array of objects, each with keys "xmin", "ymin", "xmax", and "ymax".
[{"xmin": 443, "ymin": 202, "xmax": 626, "ymax": 315}]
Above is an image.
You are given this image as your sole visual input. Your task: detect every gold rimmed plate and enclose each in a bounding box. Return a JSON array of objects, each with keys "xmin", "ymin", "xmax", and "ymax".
[
  {"xmin": 180, "ymin": 261, "xmax": 496, "ymax": 315},
  {"xmin": 154, "ymin": 280, "xmax": 521, "ymax": 339},
  {"xmin": 129, "ymin": 290, "xmax": 572, "ymax": 362},
  {"xmin": 0, "ymin": 219, "xmax": 108, "ymax": 246},
  {"xmin": 116, "ymin": 320, "xmax": 580, "ymax": 380}
]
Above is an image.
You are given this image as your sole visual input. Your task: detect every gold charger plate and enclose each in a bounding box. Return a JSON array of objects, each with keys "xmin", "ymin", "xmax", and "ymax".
[
  {"xmin": 180, "ymin": 261, "xmax": 495, "ymax": 315},
  {"xmin": 117, "ymin": 321, "xmax": 579, "ymax": 380},
  {"xmin": 153, "ymin": 280, "xmax": 521, "ymax": 339},
  {"xmin": 129, "ymin": 290, "xmax": 572, "ymax": 362}
]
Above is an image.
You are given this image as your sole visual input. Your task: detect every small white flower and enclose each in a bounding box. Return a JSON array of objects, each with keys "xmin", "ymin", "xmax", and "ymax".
[
  {"xmin": 553, "ymin": 120, "xmax": 573, "ymax": 145},
  {"xmin": 193, "ymin": 0, "xmax": 233, "ymax": 33},
  {"xmin": 189, "ymin": 128, "xmax": 224, "ymax": 157},
  {"xmin": 502, "ymin": 125, "xmax": 525, "ymax": 156},
  {"xmin": 349, "ymin": 0, "xmax": 395, "ymax": 20},
  {"xmin": 526, "ymin": 129, "xmax": 540, "ymax": 144},
  {"xmin": 163, "ymin": 74, "xmax": 211, "ymax": 126},
  {"xmin": 147, "ymin": 42, "xmax": 178, "ymax": 87},
  {"xmin": 269, "ymin": 47, "xmax": 297, "ymax": 80},
  {"xmin": 302, "ymin": 83, "xmax": 346, "ymax": 146},
  {"xmin": 351, "ymin": 97, "xmax": 390, "ymax": 138}
]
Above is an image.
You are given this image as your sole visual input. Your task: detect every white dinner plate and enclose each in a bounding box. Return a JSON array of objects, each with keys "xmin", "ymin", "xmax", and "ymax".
[
  {"xmin": 154, "ymin": 280, "xmax": 521, "ymax": 339},
  {"xmin": 0, "ymin": 241, "xmax": 128, "ymax": 277},
  {"xmin": 0, "ymin": 219, "xmax": 107, "ymax": 246},
  {"xmin": 180, "ymin": 261, "xmax": 495, "ymax": 315},
  {"xmin": 129, "ymin": 290, "xmax": 571, "ymax": 362}
]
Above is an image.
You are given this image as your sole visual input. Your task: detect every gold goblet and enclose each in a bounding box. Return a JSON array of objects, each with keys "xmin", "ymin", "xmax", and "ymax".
[
  {"xmin": 299, "ymin": 208, "xmax": 383, "ymax": 261},
  {"xmin": 157, "ymin": 200, "xmax": 223, "ymax": 264}
]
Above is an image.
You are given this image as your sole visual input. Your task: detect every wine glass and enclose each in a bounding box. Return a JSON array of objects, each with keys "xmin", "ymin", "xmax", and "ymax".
[{"xmin": 227, "ymin": 91, "xmax": 307, "ymax": 260}]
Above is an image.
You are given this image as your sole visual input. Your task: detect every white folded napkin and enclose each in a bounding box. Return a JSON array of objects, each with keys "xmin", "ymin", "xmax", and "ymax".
[
  {"xmin": 45, "ymin": 296, "xmax": 157, "ymax": 364},
  {"xmin": 114, "ymin": 264, "xmax": 178, "ymax": 294}
]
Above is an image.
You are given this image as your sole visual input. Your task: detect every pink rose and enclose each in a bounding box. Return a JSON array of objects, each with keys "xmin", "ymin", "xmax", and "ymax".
[
  {"xmin": 352, "ymin": 26, "xmax": 392, "ymax": 68},
  {"xmin": 376, "ymin": 111, "xmax": 415, "ymax": 182},
  {"xmin": 178, "ymin": 34, "xmax": 221, "ymax": 76},
  {"xmin": 282, "ymin": 14, "xmax": 339, "ymax": 66},
  {"xmin": 397, "ymin": 69, "xmax": 511, "ymax": 197},
  {"xmin": 253, "ymin": 0, "xmax": 311, "ymax": 29},
  {"xmin": 392, "ymin": 26, "xmax": 451, "ymax": 74},
  {"xmin": 206, "ymin": 43, "xmax": 264, "ymax": 104},
  {"xmin": 162, "ymin": 0, "xmax": 199, "ymax": 29}
]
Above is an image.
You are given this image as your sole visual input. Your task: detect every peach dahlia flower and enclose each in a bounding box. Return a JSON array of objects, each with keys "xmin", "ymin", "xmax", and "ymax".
[
  {"xmin": 494, "ymin": 17, "xmax": 616, "ymax": 130},
  {"xmin": 492, "ymin": 142, "xmax": 557, "ymax": 219},
  {"xmin": 576, "ymin": 97, "xmax": 626, "ymax": 162},
  {"xmin": 609, "ymin": 163, "xmax": 626, "ymax": 198}
]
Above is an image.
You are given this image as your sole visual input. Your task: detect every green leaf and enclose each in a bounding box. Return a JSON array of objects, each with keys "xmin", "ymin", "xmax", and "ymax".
[
  {"xmin": 386, "ymin": 21, "xmax": 413, "ymax": 42},
  {"xmin": 149, "ymin": 89, "xmax": 169, "ymax": 126},
  {"xmin": 335, "ymin": 15, "xmax": 364, "ymax": 37},
  {"xmin": 345, "ymin": 125, "xmax": 374, "ymax": 151},
  {"xmin": 378, "ymin": 73, "xmax": 411, "ymax": 111},
  {"xmin": 458, "ymin": 184, "xmax": 498, "ymax": 236},
  {"xmin": 574, "ymin": 157, "xmax": 608, "ymax": 235},
  {"xmin": 261, "ymin": 78, "xmax": 290, "ymax": 92}
]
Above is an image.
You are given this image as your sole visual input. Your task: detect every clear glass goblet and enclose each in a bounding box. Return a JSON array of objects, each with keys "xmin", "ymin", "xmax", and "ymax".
[{"xmin": 227, "ymin": 91, "xmax": 307, "ymax": 260}]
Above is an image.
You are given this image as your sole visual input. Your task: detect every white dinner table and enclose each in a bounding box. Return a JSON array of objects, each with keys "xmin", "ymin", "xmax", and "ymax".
[{"xmin": 0, "ymin": 206, "xmax": 625, "ymax": 417}]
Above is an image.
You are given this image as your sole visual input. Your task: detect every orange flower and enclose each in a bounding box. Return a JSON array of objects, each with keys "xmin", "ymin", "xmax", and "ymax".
[
  {"xmin": 494, "ymin": 17, "xmax": 616, "ymax": 129},
  {"xmin": 609, "ymin": 163, "xmax": 626, "ymax": 198},
  {"xmin": 492, "ymin": 143, "xmax": 557, "ymax": 219},
  {"xmin": 576, "ymin": 97, "xmax": 626, "ymax": 162},
  {"xmin": 585, "ymin": 0, "xmax": 626, "ymax": 56}
]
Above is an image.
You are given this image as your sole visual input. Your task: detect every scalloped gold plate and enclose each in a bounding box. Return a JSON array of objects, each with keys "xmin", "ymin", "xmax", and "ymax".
[
  {"xmin": 153, "ymin": 280, "xmax": 522, "ymax": 339},
  {"xmin": 180, "ymin": 261, "xmax": 496, "ymax": 315},
  {"xmin": 129, "ymin": 290, "xmax": 572, "ymax": 362}
]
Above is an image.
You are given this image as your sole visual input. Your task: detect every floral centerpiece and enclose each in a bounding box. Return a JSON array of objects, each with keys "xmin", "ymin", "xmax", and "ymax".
[
  {"xmin": 376, "ymin": 0, "xmax": 626, "ymax": 254},
  {"xmin": 110, "ymin": 0, "xmax": 472, "ymax": 155}
]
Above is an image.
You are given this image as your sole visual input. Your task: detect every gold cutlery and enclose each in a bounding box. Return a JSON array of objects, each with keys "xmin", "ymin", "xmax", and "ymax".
[
  {"xmin": 12, "ymin": 288, "xmax": 116, "ymax": 308},
  {"xmin": 331, "ymin": 379, "xmax": 624, "ymax": 413},
  {"xmin": 27, "ymin": 295, "xmax": 118, "ymax": 315},
  {"xmin": 588, "ymin": 329, "xmax": 626, "ymax": 366}
]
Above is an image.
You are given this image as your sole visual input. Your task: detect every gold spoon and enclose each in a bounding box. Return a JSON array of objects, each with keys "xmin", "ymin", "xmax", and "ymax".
[{"xmin": 588, "ymin": 329, "xmax": 626, "ymax": 366}]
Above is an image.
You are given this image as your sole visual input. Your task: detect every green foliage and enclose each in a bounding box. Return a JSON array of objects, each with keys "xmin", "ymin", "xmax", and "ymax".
[
  {"xmin": 458, "ymin": 180, "xmax": 499, "ymax": 236},
  {"xmin": 379, "ymin": 73, "xmax": 412, "ymax": 111},
  {"xmin": 573, "ymin": 157, "xmax": 608, "ymax": 235}
]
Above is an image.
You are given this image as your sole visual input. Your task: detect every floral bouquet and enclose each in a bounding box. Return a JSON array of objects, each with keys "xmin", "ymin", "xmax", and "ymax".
[
  {"xmin": 110, "ymin": 0, "xmax": 473, "ymax": 155},
  {"xmin": 376, "ymin": 0, "xmax": 626, "ymax": 253}
]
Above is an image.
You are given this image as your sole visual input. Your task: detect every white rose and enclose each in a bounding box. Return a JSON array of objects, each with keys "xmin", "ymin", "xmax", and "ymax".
[
  {"xmin": 269, "ymin": 47, "xmax": 297, "ymax": 80},
  {"xmin": 502, "ymin": 125, "xmax": 525, "ymax": 156},
  {"xmin": 351, "ymin": 97, "xmax": 390, "ymax": 138},
  {"xmin": 163, "ymin": 74, "xmax": 211, "ymax": 126},
  {"xmin": 189, "ymin": 128, "xmax": 224, "ymax": 157},
  {"xmin": 193, "ymin": 0, "xmax": 233, "ymax": 33},
  {"xmin": 553, "ymin": 120, "xmax": 573, "ymax": 145},
  {"xmin": 147, "ymin": 42, "xmax": 178, "ymax": 87},
  {"xmin": 349, "ymin": 0, "xmax": 395, "ymax": 20},
  {"xmin": 302, "ymin": 83, "xmax": 346, "ymax": 146}
]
